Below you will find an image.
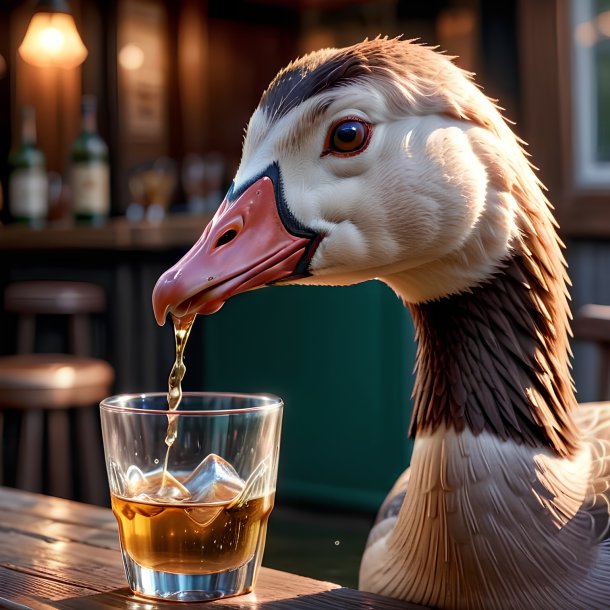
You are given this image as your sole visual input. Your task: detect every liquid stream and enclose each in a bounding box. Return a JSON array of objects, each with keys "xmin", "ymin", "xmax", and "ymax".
[
  {"xmin": 158, "ymin": 313, "xmax": 270, "ymax": 507},
  {"xmin": 161, "ymin": 313, "xmax": 196, "ymax": 492}
]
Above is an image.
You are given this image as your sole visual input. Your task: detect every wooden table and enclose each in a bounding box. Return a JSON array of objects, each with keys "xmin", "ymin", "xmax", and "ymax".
[{"xmin": 0, "ymin": 486, "xmax": 428, "ymax": 610}]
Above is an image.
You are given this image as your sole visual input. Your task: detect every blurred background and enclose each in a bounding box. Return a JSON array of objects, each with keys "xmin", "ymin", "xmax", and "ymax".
[{"xmin": 0, "ymin": 0, "xmax": 609, "ymax": 587}]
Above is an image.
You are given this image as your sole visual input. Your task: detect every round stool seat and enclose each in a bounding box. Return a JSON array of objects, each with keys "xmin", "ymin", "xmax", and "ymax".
[
  {"xmin": 4, "ymin": 281, "xmax": 106, "ymax": 315},
  {"xmin": 0, "ymin": 354, "xmax": 114, "ymax": 409}
]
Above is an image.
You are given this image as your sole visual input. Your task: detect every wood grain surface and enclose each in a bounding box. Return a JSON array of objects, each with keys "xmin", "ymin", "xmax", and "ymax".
[{"xmin": 0, "ymin": 486, "xmax": 429, "ymax": 610}]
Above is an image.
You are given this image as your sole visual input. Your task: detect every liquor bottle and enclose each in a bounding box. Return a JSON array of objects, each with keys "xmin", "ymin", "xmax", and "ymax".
[
  {"xmin": 8, "ymin": 105, "xmax": 48, "ymax": 227},
  {"xmin": 70, "ymin": 95, "xmax": 110, "ymax": 225}
]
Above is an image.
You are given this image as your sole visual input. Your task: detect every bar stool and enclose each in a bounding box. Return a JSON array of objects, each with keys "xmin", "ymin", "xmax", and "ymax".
[
  {"xmin": 573, "ymin": 303, "xmax": 610, "ymax": 401},
  {"xmin": 0, "ymin": 281, "xmax": 115, "ymax": 504}
]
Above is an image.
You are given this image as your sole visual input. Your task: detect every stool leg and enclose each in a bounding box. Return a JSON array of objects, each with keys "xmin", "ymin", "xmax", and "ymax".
[
  {"xmin": 17, "ymin": 410, "xmax": 44, "ymax": 492},
  {"xmin": 17, "ymin": 314, "xmax": 36, "ymax": 354},
  {"xmin": 48, "ymin": 410, "xmax": 72, "ymax": 499},
  {"xmin": 76, "ymin": 406, "xmax": 108, "ymax": 505},
  {"xmin": 70, "ymin": 314, "xmax": 91, "ymax": 357}
]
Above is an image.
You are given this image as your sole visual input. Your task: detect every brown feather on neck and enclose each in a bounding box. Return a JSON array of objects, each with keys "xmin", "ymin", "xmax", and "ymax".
[{"xmin": 408, "ymin": 206, "xmax": 579, "ymax": 457}]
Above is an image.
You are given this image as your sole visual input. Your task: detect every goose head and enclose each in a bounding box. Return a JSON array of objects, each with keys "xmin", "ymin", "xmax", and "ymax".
[{"xmin": 153, "ymin": 37, "xmax": 544, "ymax": 323}]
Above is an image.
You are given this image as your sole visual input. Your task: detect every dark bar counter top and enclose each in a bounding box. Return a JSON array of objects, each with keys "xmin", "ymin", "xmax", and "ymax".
[{"xmin": 0, "ymin": 213, "xmax": 211, "ymax": 251}]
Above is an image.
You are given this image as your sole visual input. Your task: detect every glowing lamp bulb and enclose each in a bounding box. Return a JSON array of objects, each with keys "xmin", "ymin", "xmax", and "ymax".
[
  {"xmin": 19, "ymin": 11, "xmax": 87, "ymax": 69},
  {"xmin": 40, "ymin": 25, "xmax": 65, "ymax": 53}
]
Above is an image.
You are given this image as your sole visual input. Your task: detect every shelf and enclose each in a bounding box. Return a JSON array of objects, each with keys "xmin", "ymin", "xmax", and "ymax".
[{"xmin": 0, "ymin": 213, "xmax": 212, "ymax": 252}]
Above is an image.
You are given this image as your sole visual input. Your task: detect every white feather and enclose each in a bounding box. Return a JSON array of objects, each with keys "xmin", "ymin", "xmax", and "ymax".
[{"xmin": 360, "ymin": 415, "xmax": 610, "ymax": 609}]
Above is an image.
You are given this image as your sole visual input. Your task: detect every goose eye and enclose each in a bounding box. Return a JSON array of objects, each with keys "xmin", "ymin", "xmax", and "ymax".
[{"xmin": 325, "ymin": 119, "xmax": 371, "ymax": 156}]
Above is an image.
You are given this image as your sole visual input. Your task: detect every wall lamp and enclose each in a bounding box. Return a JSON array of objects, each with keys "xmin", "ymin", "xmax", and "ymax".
[{"xmin": 18, "ymin": 0, "xmax": 88, "ymax": 69}]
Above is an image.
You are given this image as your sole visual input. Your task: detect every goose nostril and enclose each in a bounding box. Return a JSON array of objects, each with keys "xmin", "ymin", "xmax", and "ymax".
[{"xmin": 215, "ymin": 229, "xmax": 238, "ymax": 248}]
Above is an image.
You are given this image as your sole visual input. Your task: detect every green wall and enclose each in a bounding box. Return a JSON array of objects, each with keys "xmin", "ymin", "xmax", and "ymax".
[{"xmin": 198, "ymin": 280, "xmax": 416, "ymax": 513}]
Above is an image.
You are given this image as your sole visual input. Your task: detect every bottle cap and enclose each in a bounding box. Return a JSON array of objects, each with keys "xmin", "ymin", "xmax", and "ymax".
[{"xmin": 81, "ymin": 94, "xmax": 97, "ymax": 113}]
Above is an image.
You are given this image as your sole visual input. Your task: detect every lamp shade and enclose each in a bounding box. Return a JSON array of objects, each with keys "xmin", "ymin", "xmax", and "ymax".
[{"xmin": 18, "ymin": 10, "xmax": 88, "ymax": 69}]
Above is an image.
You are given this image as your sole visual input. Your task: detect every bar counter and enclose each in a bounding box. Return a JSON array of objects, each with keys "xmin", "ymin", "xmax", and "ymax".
[
  {"xmin": 0, "ymin": 213, "xmax": 210, "ymax": 251},
  {"xmin": 0, "ymin": 486, "xmax": 429, "ymax": 610}
]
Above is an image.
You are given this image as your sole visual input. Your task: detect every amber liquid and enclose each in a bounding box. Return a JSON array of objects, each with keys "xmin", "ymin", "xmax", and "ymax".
[
  {"xmin": 112, "ymin": 478, "xmax": 274, "ymax": 574},
  {"xmin": 160, "ymin": 314, "xmax": 196, "ymax": 491}
]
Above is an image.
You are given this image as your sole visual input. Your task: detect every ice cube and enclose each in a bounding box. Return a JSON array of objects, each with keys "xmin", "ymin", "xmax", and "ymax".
[
  {"xmin": 156, "ymin": 471, "xmax": 191, "ymax": 501},
  {"xmin": 183, "ymin": 453, "xmax": 245, "ymax": 504},
  {"xmin": 185, "ymin": 505, "xmax": 223, "ymax": 527},
  {"xmin": 124, "ymin": 465, "xmax": 191, "ymax": 502}
]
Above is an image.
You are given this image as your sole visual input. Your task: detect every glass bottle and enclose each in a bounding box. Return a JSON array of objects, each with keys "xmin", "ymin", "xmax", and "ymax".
[
  {"xmin": 71, "ymin": 94, "xmax": 110, "ymax": 225},
  {"xmin": 8, "ymin": 105, "xmax": 48, "ymax": 227}
]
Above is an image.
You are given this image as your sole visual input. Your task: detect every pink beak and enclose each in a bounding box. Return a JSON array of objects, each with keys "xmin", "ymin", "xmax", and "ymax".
[{"xmin": 152, "ymin": 166, "xmax": 320, "ymax": 325}]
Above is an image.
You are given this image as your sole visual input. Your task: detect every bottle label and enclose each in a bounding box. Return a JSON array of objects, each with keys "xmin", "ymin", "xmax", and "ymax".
[
  {"xmin": 71, "ymin": 162, "xmax": 110, "ymax": 215},
  {"xmin": 9, "ymin": 168, "xmax": 48, "ymax": 219}
]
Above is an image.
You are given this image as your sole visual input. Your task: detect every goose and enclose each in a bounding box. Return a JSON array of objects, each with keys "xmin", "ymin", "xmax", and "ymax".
[{"xmin": 152, "ymin": 38, "xmax": 610, "ymax": 609}]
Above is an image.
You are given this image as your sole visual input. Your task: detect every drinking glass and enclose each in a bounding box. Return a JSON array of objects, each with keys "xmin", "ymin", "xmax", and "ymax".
[{"xmin": 100, "ymin": 392, "xmax": 284, "ymax": 602}]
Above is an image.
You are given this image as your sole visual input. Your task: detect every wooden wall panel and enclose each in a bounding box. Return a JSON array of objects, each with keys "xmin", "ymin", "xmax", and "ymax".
[
  {"xmin": 176, "ymin": 0, "xmax": 208, "ymax": 157},
  {"xmin": 204, "ymin": 18, "xmax": 300, "ymax": 174}
]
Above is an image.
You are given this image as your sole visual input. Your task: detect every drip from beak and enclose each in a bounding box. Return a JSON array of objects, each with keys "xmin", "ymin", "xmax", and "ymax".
[{"xmin": 152, "ymin": 165, "xmax": 320, "ymax": 325}]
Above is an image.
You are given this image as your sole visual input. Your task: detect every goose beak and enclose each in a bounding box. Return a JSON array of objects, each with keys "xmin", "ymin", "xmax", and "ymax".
[{"xmin": 152, "ymin": 166, "xmax": 320, "ymax": 325}]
